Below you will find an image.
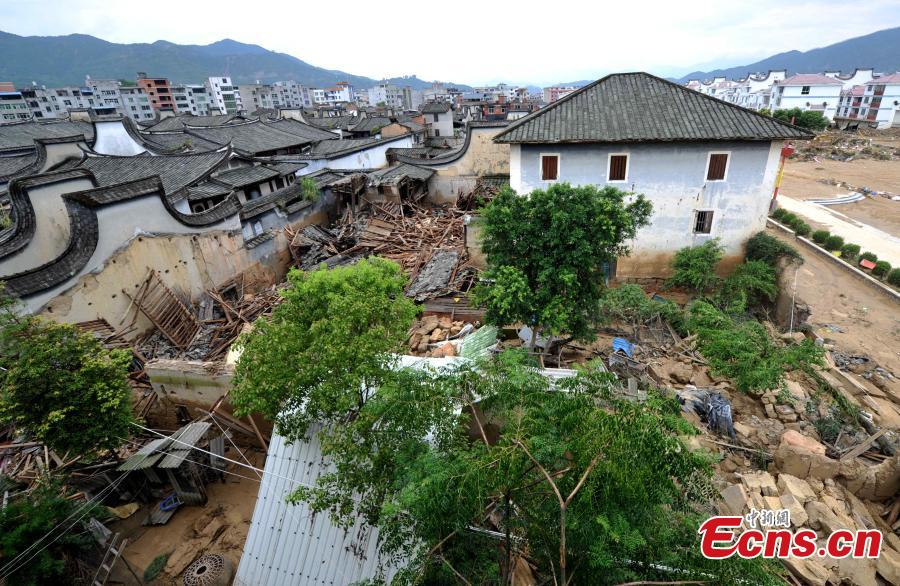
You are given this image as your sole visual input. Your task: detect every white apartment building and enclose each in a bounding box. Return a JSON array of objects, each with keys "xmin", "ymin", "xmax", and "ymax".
[
  {"xmin": 120, "ymin": 86, "xmax": 155, "ymax": 121},
  {"xmin": 0, "ymin": 90, "xmax": 32, "ymax": 122},
  {"xmin": 238, "ymin": 84, "xmax": 278, "ymax": 113},
  {"xmin": 311, "ymin": 88, "xmax": 327, "ymax": 104},
  {"xmin": 369, "ymin": 83, "xmax": 404, "ymax": 108},
  {"xmin": 171, "ymin": 84, "xmax": 213, "ymax": 116},
  {"xmin": 771, "ymin": 74, "xmax": 843, "ymax": 119},
  {"xmin": 824, "ymin": 68, "xmax": 875, "ymax": 90},
  {"xmin": 856, "ymin": 74, "xmax": 900, "ymax": 128},
  {"xmin": 206, "ymin": 76, "xmax": 243, "ymax": 114},
  {"xmin": 272, "ymin": 81, "xmax": 312, "ymax": 108},
  {"xmin": 323, "ymin": 83, "xmax": 354, "ymax": 104}
]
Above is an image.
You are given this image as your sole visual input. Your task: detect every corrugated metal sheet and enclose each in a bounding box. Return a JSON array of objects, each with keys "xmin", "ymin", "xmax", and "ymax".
[
  {"xmin": 234, "ymin": 425, "xmax": 401, "ymax": 585},
  {"xmin": 158, "ymin": 422, "xmax": 211, "ymax": 469},
  {"xmin": 117, "ymin": 437, "xmax": 170, "ymax": 471}
]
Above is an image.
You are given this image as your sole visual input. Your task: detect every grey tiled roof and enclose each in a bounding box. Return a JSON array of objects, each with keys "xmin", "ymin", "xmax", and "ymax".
[
  {"xmin": 186, "ymin": 121, "xmax": 313, "ymax": 155},
  {"xmin": 495, "ymin": 72, "xmax": 813, "ymax": 144},
  {"xmin": 143, "ymin": 114, "xmax": 243, "ymax": 132},
  {"xmin": 0, "ymin": 120, "xmax": 95, "ymax": 152},
  {"xmin": 213, "ymin": 164, "xmax": 280, "ymax": 188},
  {"xmin": 350, "ymin": 117, "xmax": 391, "ymax": 133},
  {"xmin": 263, "ymin": 119, "xmax": 338, "ymax": 142},
  {"xmin": 137, "ymin": 131, "xmax": 224, "ymax": 153},
  {"xmin": 76, "ymin": 149, "xmax": 229, "ymax": 195},
  {"xmin": 369, "ymin": 163, "xmax": 434, "ymax": 185},
  {"xmin": 422, "ymin": 102, "xmax": 452, "ymax": 114},
  {"xmin": 0, "ymin": 152, "xmax": 39, "ymax": 179},
  {"xmin": 305, "ymin": 116, "xmax": 355, "ymax": 131},
  {"xmin": 304, "ymin": 137, "xmax": 379, "ymax": 158}
]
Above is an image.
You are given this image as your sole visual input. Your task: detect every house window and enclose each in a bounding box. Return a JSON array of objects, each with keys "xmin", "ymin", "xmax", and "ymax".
[
  {"xmin": 275, "ymin": 177, "xmax": 285, "ymax": 190},
  {"xmin": 694, "ymin": 210, "xmax": 714, "ymax": 234},
  {"xmin": 253, "ymin": 221, "xmax": 264, "ymax": 235},
  {"xmin": 434, "ymin": 129, "xmax": 440, "ymax": 137},
  {"xmin": 433, "ymin": 113, "xmax": 439, "ymax": 122},
  {"xmin": 801, "ymin": 86, "xmax": 810, "ymax": 95},
  {"xmin": 706, "ymin": 152, "xmax": 729, "ymax": 181},
  {"xmin": 541, "ymin": 154, "xmax": 559, "ymax": 181},
  {"xmin": 607, "ymin": 154, "xmax": 628, "ymax": 182}
]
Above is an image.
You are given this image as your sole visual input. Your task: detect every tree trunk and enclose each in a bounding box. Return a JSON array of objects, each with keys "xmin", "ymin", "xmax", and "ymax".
[{"xmin": 559, "ymin": 503, "xmax": 567, "ymax": 586}]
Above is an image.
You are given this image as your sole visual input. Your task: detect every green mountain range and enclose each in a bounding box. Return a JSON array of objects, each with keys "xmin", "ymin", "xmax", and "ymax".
[{"xmin": 0, "ymin": 31, "xmax": 469, "ymax": 90}]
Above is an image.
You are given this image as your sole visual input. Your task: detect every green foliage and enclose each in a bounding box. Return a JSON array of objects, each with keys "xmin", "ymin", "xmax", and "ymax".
[
  {"xmin": 824, "ymin": 235, "xmax": 844, "ymax": 251},
  {"xmin": 231, "ymin": 258, "xmax": 418, "ymax": 441},
  {"xmin": 770, "ymin": 208, "xmax": 788, "ymax": 221},
  {"xmin": 718, "ymin": 261, "xmax": 778, "ymax": 311},
  {"xmin": 598, "ymin": 285, "xmax": 685, "ymax": 334},
  {"xmin": 873, "ymin": 260, "xmax": 892, "ymax": 278},
  {"xmin": 792, "ymin": 221, "xmax": 811, "ymax": 236},
  {"xmin": 687, "ymin": 301, "xmax": 824, "ymax": 393},
  {"xmin": 840, "ymin": 243, "xmax": 861, "ymax": 261},
  {"xmin": 144, "ymin": 553, "xmax": 169, "ymax": 582},
  {"xmin": 297, "ymin": 351, "xmax": 777, "ymax": 585},
  {"xmin": 474, "ymin": 183, "xmax": 652, "ymax": 343},
  {"xmin": 779, "ymin": 211, "xmax": 799, "ymax": 226},
  {"xmin": 811, "ymin": 230, "xmax": 830, "ymax": 245},
  {"xmin": 0, "ymin": 210, "xmax": 10, "ymax": 230},
  {"xmin": 758, "ymin": 108, "xmax": 772, "ymax": 117},
  {"xmin": 299, "ymin": 177, "xmax": 320, "ymax": 202},
  {"xmin": 859, "ymin": 251, "xmax": 878, "ymax": 263},
  {"xmin": 667, "ymin": 239, "xmax": 724, "ymax": 293},
  {"xmin": 0, "ymin": 480, "xmax": 106, "ymax": 585},
  {"xmin": 744, "ymin": 232, "xmax": 800, "ymax": 266},
  {"xmin": 887, "ymin": 268, "xmax": 900, "ymax": 287},
  {"xmin": 0, "ymin": 285, "xmax": 134, "ymax": 457},
  {"xmin": 772, "ymin": 108, "xmax": 829, "ymax": 131}
]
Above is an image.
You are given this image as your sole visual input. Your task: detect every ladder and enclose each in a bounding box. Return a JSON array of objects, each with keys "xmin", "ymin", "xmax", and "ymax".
[{"xmin": 92, "ymin": 533, "xmax": 128, "ymax": 586}]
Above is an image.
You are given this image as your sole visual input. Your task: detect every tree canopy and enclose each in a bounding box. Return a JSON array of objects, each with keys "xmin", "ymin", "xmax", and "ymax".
[
  {"xmin": 0, "ymin": 286, "xmax": 134, "ymax": 458},
  {"xmin": 231, "ymin": 258, "xmax": 419, "ymax": 441},
  {"xmin": 474, "ymin": 183, "xmax": 652, "ymax": 344},
  {"xmin": 772, "ymin": 107, "xmax": 829, "ymax": 132},
  {"xmin": 296, "ymin": 351, "xmax": 781, "ymax": 585}
]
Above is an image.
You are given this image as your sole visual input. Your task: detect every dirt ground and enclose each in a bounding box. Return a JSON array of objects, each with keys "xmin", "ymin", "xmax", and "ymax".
[
  {"xmin": 781, "ymin": 158, "xmax": 900, "ymax": 236},
  {"xmin": 109, "ymin": 448, "xmax": 265, "ymax": 585},
  {"xmin": 769, "ymin": 227, "xmax": 900, "ymax": 378}
]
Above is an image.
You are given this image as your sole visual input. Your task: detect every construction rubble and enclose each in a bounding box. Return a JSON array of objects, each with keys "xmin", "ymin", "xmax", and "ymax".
[{"xmin": 794, "ymin": 129, "xmax": 900, "ymax": 162}]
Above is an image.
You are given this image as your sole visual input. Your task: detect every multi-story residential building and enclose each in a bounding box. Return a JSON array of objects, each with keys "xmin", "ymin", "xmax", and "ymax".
[
  {"xmin": 238, "ymin": 83, "xmax": 278, "ymax": 113},
  {"xmin": 422, "ymin": 101, "xmax": 453, "ymax": 137},
  {"xmin": 402, "ymin": 86, "xmax": 422, "ymax": 111},
  {"xmin": 0, "ymin": 90, "xmax": 32, "ymax": 122},
  {"xmin": 855, "ymin": 74, "xmax": 900, "ymax": 128},
  {"xmin": 323, "ymin": 82, "xmax": 354, "ymax": 104},
  {"xmin": 206, "ymin": 76, "xmax": 242, "ymax": 114},
  {"xmin": 311, "ymin": 88, "xmax": 327, "ymax": 105},
  {"xmin": 272, "ymin": 81, "xmax": 311, "ymax": 108},
  {"xmin": 120, "ymin": 86, "xmax": 155, "ymax": 121},
  {"xmin": 169, "ymin": 84, "xmax": 213, "ymax": 116},
  {"xmin": 824, "ymin": 68, "xmax": 875, "ymax": 90},
  {"xmin": 136, "ymin": 73, "xmax": 176, "ymax": 113},
  {"xmin": 423, "ymin": 82, "xmax": 452, "ymax": 103},
  {"xmin": 369, "ymin": 83, "xmax": 404, "ymax": 108},
  {"xmin": 85, "ymin": 78, "xmax": 127, "ymax": 114},
  {"xmin": 770, "ymin": 74, "xmax": 843, "ymax": 119},
  {"xmin": 836, "ymin": 85, "xmax": 866, "ymax": 120},
  {"xmin": 542, "ymin": 86, "xmax": 578, "ymax": 103}
]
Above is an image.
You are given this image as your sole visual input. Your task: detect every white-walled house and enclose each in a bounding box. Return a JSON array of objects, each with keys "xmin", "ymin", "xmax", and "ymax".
[
  {"xmin": 495, "ymin": 72, "xmax": 811, "ymax": 279},
  {"xmin": 857, "ymin": 73, "xmax": 900, "ymax": 128},
  {"xmin": 771, "ymin": 74, "xmax": 843, "ymax": 119},
  {"xmin": 422, "ymin": 102, "xmax": 454, "ymax": 138}
]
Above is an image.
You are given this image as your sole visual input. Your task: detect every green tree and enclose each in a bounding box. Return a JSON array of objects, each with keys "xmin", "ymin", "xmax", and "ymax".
[
  {"xmin": 772, "ymin": 108, "xmax": 829, "ymax": 132},
  {"xmin": 474, "ymin": 184, "xmax": 652, "ymax": 346},
  {"xmin": 0, "ymin": 480, "xmax": 107, "ymax": 586},
  {"xmin": 0, "ymin": 286, "xmax": 134, "ymax": 458},
  {"xmin": 668, "ymin": 238, "xmax": 724, "ymax": 293},
  {"xmin": 299, "ymin": 176, "xmax": 320, "ymax": 202},
  {"xmin": 296, "ymin": 351, "xmax": 780, "ymax": 585},
  {"xmin": 231, "ymin": 258, "xmax": 418, "ymax": 440}
]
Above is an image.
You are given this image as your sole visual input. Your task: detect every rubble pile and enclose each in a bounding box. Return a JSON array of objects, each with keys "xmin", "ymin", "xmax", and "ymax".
[
  {"xmin": 289, "ymin": 202, "xmax": 477, "ymax": 300},
  {"xmin": 407, "ymin": 314, "xmax": 475, "ymax": 357},
  {"xmin": 794, "ymin": 131, "xmax": 900, "ymax": 162}
]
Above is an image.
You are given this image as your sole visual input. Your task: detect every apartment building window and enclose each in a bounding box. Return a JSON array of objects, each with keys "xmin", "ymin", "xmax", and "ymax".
[
  {"xmin": 694, "ymin": 210, "xmax": 714, "ymax": 234},
  {"xmin": 607, "ymin": 154, "xmax": 628, "ymax": 182},
  {"xmin": 541, "ymin": 154, "xmax": 559, "ymax": 181},
  {"xmin": 706, "ymin": 152, "xmax": 729, "ymax": 181},
  {"xmin": 801, "ymin": 86, "xmax": 810, "ymax": 95}
]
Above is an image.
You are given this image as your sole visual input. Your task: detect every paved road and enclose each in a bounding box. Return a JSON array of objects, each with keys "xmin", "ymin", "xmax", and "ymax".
[{"xmin": 778, "ymin": 195, "xmax": 900, "ymax": 266}]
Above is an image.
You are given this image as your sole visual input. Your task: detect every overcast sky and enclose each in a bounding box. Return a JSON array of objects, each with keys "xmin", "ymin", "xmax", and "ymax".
[{"xmin": 5, "ymin": 0, "xmax": 900, "ymax": 85}]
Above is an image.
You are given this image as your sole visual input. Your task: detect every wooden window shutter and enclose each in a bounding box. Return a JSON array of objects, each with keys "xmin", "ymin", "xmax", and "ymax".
[
  {"xmin": 707, "ymin": 154, "xmax": 728, "ymax": 181},
  {"xmin": 542, "ymin": 155, "xmax": 558, "ymax": 181},
  {"xmin": 609, "ymin": 155, "xmax": 627, "ymax": 181}
]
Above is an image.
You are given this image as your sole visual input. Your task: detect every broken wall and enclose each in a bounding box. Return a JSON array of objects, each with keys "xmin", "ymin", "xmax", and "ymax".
[{"xmin": 424, "ymin": 126, "xmax": 511, "ymax": 204}]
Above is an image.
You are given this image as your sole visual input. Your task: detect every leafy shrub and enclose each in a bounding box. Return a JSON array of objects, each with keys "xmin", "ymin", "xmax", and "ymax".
[
  {"xmin": 144, "ymin": 553, "xmax": 170, "ymax": 582},
  {"xmin": 840, "ymin": 243, "xmax": 861, "ymax": 261},
  {"xmin": 887, "ymin": 268, "xmax": 900, "ymax": 287},
  {"xmin": 687, "ymin": 300, "xmax": 824, "ymax": 393},
  {"xmin": 745, "ymin": 232, "xmax": 801, "ymax": 266},
  {"xmin": 824, "ymin": 235, "xmax": 844, "ymax": 251},
  {"xmin": 811, "ymin": 230, "xmax": 830, "ymax": 245},
  {"xmin": 780, "ymin": 212, "xmax": 799, "ymax": 226},
  {"xmin": 719, "ymin": 261, "xmax": 778, "ymax": 311},
  {"xmin": 598, "ymin": 284, "xmax": 686, "ymax": 334},
  {"xmin": 668, "ymin": 239, "xmax": 724, "ymax": 293},
  {"xmin": 773, "ymin": 108, "xmax": 830, "ymax": 132},
  {"xmin": 771, "ymin": 208, "xmax": 788, "ymax": 221},
  {"xmin": 873, "ymin": 260, "xmax": 891, "ymax": 278},
  {"xmin": 793, "ymin": 221, "xmax": 811, "ymax": 237},
  {"xmin": 859, "ymin": 251, "xmax": 878, "ymax": 263}
]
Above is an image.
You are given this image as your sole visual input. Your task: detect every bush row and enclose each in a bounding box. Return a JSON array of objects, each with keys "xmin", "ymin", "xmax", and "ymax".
[{"xmin": 771, "ymin": 208, "xmax": 898, "ymax": 288}]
